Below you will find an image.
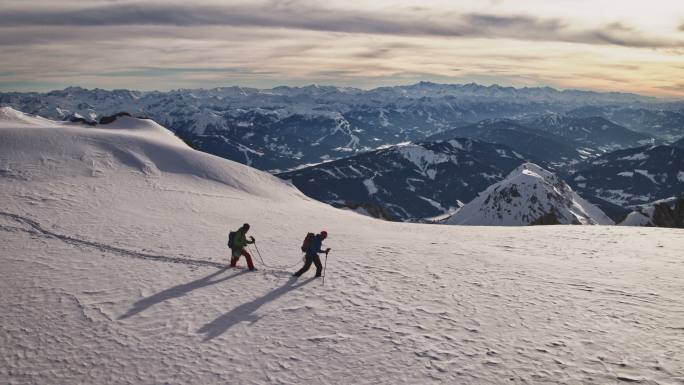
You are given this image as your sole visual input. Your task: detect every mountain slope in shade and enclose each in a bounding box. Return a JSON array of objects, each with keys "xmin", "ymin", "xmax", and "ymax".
[
  {"xmin": 524, "ymin": 114, "xmax": 654, "ymax": 152},
  {"xmin": 568, "ymin": 106, "xmax": 684, "ymax": 141},
  {"xmin": 570, "ymin": 145, "xmax": 684, "ymax": 207},
  {"xmin": 278, "ymin": 138, "xmax": 535, "ymax": 221},
  {"xmin": 426, "ymin": 119, "xmax": 580, "ymax": 165},
  {"xmin": 446, "ymin": 163, "xmax": 613, "ymax": 226},
  {"xmin": 674, "ymin": 136, "xmax": 684, "ymax": 148}
]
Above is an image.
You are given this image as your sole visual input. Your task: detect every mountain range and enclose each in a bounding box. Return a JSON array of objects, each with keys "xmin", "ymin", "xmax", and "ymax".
[
  {"xmin": 570, "ymin": 144, "xmax": 684, "ymax": 209},
  {"xmin": 278, "ymin": 138, "xmax": 535, "ymax": 221},
  {"xmin": 568, "ymin": 106, "xmax": 684, "ymax": 141},
  {"xmin": 1, "ymin": 82, "xmax": 680, "ymax": 172},
  {"xmin": 1, "ymin": 83, "xmax": 682, "ymax": 225},
  {"xmin": 426, "ymin": 119, "xmax": 583, "ymax": 167}
]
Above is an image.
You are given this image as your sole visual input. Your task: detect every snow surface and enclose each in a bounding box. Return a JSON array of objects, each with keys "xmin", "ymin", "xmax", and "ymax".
[
  {"xmin": 2, "ymin": 109, "xmax": 684, "ymax": 384},
  {"xmin": 446, "ymin": 163, "xmax": 614, "ymax": 226}
]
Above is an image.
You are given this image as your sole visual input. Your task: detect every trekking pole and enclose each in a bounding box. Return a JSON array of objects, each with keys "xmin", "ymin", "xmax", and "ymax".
[
  {"xmin": 322, "ymin": 250, "xmax": 329, "ymax": 285},
  {"xmin": 252, "ymin": 241, "xmax": 267, "ymax": 266}
]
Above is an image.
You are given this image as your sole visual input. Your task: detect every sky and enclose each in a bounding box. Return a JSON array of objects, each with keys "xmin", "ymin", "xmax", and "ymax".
[{"xmin": 1, "ymin": 0, "xmax": 684, "ymax": 96}]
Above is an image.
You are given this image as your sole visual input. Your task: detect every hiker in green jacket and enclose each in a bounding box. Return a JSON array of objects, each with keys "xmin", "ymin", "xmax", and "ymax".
[{"xmin": 230, "ymin": 223, "xmax": 256, "ymax": 270}]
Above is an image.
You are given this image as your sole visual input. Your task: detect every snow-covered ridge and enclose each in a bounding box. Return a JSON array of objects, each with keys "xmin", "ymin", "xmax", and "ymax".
[
  {"xmin": 0, "ymin": 106, "xmax": 58, "ymax": 127},
  {"xmin": 0, "ymin": 107, "xmax": 301, "ymax": 201},
  {"xmin": 447, "ymin": 163, "xmax": 613, "ymax": 226}
]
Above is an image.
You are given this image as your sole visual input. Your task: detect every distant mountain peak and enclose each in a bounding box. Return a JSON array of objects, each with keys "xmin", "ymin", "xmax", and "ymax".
[{"xmin": 446, "ymin": 162, "xmax": 613, "ymax": 226}]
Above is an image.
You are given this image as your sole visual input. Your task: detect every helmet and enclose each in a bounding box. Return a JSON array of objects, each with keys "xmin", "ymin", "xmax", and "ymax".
[
  {"xmin": 243, "ymin": 223, "xmax": 250, "ymax": 230},
  {"xmin": 320, "ymin": 230, "xmax": 328, "ymax": 239}
]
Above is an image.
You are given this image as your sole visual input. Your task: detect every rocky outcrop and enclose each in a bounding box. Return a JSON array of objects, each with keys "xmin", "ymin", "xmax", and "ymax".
[
  {"xmin": 618, "ymin": 193, "xmax": 684, "ymax": 228},
  {"xmin": 99, "ymin": 112, "xmax": 132, "ymax": 125},
  {"xmin": 343, "ymin": 202, "xmax": 397, "ymax": 221}
]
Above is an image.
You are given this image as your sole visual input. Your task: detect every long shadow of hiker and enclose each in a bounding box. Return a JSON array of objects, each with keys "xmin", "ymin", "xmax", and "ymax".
[
  {"xmin": 119, "ymin": 268, "xmax": 248, "ymax": 320},
  {"xmin": 198, "ymin": 277, "xmax": 315, "ymax": 341}
]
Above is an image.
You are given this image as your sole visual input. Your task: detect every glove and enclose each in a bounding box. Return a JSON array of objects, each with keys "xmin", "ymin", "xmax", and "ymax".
[
  {"xmin": 326, "ymin": 248, "xmax": 331, "ymax": 253},
  {"xmin": 250, "ymin": 236, "xmax": 255, "ymax": 242}
]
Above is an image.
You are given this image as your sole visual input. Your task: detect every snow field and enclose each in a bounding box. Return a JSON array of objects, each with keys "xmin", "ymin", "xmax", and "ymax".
[{"xmin": 1, "ymin": 109, "xmax": 683, "ymax": 384}]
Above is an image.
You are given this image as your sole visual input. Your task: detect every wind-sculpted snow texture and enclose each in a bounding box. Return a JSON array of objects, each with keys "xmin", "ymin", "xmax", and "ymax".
[
  {"xmin": 447, "ymin": 163, "xmax": 613, "ymax": 226},
  {"xmin": 0, "ymin": 82, "xmax": 675, "ymax": 172},
  {"xmin": 278, "ymin": 139, "xmax": 533, "ymax": 220},
  {"xmin": 570, "ymin": 145, "xmax": 684, "ymax": 207},
  {"xmin": 2, "ymin": 109, "xmax": 684, "ymax": 384}
]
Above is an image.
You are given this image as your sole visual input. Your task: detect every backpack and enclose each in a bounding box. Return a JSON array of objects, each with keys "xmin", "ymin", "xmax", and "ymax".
[
  {"xmin": 227, "ymin": 231, "xmax": 237, "ymax": 249},
  {"xmin": 301, "ymin": 232, "xmax": 315, "ymax": 252}
]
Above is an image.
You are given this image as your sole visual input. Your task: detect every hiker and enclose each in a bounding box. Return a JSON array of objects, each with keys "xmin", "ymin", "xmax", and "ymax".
[
  {"xmin": 229, "ymin": 223, "xmax": 256, "ymax": 270},
  {"xmin": 294, "ymin": 231, "xmax": 330, "ymax": 278}
]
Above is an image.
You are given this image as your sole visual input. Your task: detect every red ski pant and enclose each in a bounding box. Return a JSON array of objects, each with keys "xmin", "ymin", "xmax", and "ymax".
[{"xmin": 230, "ymin": 248, "xmax": 254, "ymax": 269}]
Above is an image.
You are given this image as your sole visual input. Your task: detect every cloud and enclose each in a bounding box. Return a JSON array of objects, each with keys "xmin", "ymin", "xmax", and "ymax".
[
  {"xmin": 0, "ymin": 1, "xmax": 681, "ymax": 49},
  {"xmin": 1, "ymin": 1, "xmax": 683, "ymax": 96},
  {"xmin": 657, "ymin": 82, "xmax": 684, "ymax": 92},
  {"xmin": 100, "ymin": 66, "xmax": 277, "ymax": 77}
]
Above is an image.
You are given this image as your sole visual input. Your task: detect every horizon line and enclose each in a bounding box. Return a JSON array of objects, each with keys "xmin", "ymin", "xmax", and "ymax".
[{"xmin": 1, "ymin": 81, "xmax": 678, "ymax": 101}]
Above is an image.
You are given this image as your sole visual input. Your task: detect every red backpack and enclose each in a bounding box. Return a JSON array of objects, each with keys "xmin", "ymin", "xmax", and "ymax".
[{"xmin": 301, "ymin": 232, "xmax": 315, "ymax": 252}]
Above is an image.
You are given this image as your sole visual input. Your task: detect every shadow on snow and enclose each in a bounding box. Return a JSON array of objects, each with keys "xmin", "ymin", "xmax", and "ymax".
[
  {"xmin": 198, "ymin": 276, "xmax": 316, "ymax": 341},
  {"xmin": 118, "ymin": 268, "xmax": 248, "ymax": 320}
]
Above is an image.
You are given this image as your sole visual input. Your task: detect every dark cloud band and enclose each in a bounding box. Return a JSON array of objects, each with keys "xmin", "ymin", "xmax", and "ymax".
[{"xmin": 0, "ymin": 2, "xmax": 681, "ymax": 48}]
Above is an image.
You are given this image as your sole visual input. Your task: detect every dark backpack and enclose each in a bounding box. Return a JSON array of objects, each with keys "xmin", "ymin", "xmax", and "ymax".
[
  {"xmin": 301, "ymin": 232, "xmax": 315, "ymax": 252},
  {"xmin": 227, "ymin": 231, "xmax": 237, "ymax": 249}
]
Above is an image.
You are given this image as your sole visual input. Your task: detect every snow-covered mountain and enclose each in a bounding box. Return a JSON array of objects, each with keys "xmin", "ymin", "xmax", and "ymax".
[
  {"xmin": 569, "ymin": 144, "xmax": 684, "ymax": 208},
  {"xmin": 426, "ymin": 119, "xmax": 581, "ymax": 166},
  {"xmin": 278, "ymin": 138, "xmax": 536, "ymax": 221},
  {"xmin": 446, "ymin": 163, "xmax": 613, "ymax": 226},
  {"xmin": 2, "ymin": 108, "xmax": 683, "ymax": 384},
  {"xmin": 0, "ymin": 86, "xmax": 474, "ymax": 171},
  {"xmin": 0, "ymin": 82, "xmax": 673, "ymax": 172},
  {"xmin": 524, "ymin": 114, "xmax": 655, "ymax": 152},
  {"xmin": 618, "ymin": 195, "xmax": 684, "ymax": 228},
  {"xmin": 366, "ymin": 81, "xmax": 660, "ymax": 105}
]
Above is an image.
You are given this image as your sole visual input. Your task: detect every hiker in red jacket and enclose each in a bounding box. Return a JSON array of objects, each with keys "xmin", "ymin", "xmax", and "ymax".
[{"xmin": 230, "ymin": 223, "xmax": 256, "ymax": 270}]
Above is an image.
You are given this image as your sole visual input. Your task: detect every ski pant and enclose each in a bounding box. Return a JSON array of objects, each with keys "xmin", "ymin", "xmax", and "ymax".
[
  {"xmin": 230, "ymin": 248, "xmax": 254, "ymax": 270},
  {"xmin": 294, "ymin": 253, "xmax": 322, "ymax": 277}
]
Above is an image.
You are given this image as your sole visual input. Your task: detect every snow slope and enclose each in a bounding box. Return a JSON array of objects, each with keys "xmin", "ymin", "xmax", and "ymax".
[
  {"xmin": 1, "ymin": 108, "xmax": 683, "ymax": 384},
  {"xmin": 447, "ymin": 163, "xmax": 614, "ymax": 226}
]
